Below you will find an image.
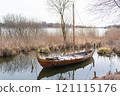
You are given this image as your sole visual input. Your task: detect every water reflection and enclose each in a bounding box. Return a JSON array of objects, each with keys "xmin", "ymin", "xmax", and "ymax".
[
  {"xmin": 0, "ymin": 50, "xmax": 120, "ymax": 80},
  {"xmin": 37, "ymin": 57, "xmax": 94, "ymax": 80},
  {"xmin": 0, "ymin": 53, "xmax": 40, "ymax": 80}
]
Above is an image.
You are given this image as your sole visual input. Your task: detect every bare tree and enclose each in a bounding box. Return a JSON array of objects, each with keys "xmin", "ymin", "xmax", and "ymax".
[
  {"xmin": 0, "ymin": 23, "xmax": 1, "ymax": 36},
  {"xmin": 47, "ymin": 0, "xmax": 74, "ymax": 41},
  {"xmin": 89, "ymin": 0, "xmax": 120, "ymax": 23}
]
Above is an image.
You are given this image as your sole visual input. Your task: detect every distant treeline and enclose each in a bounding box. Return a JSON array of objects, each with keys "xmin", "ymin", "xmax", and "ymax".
[
  {"xmin": 0, "ymin": 19, "xmax": 71, "ymax": 28},
  {"xmin": 105, "ymin": 25, "xmax": 120, "ymax": 29},
  {"xmin": 0, "ymin": 14, "xmax": 119, "ymax": 29},
  {"xmin": 0, "ymin": 14, "xmax": 104, "ymax": 29},
  {"xmin": 0, "ymin": 22, "xmax": 105, "ymax": 29}
]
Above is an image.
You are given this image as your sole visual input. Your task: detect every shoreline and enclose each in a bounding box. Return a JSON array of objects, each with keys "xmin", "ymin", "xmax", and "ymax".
[
  {"xmin": 1, "ymin": 43, "xmax": 120, "ymax": 58},
  {"xmin": 93, "ymin": 72, "xmax": 120, "ymax": 80},
  {"xmin": 0, "ymin": 42, "xmax": 97, "ymax": 58}
]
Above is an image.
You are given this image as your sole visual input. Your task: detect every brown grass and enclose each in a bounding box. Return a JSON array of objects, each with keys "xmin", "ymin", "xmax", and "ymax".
[
  {"xmin": 1, "ymin": 14, "xmax": 120, "ymax": 57},
  {"xmin": 0, "ymin": 15, "xmax": 100, "ymax": 56},
  {"xmin": 100, "ymin": 28, "xmax": 120, "ymax": 54},
  {"xmin": 1, "ymin": 22, "xmax": 120, "ymax": 57},
  {"xmin": 0, "ymin": 26, "xmax": 99, "ymax": 57},
  {"xmin": 3, "ymin": 14, "xmax": 120, "ymax": 57}
]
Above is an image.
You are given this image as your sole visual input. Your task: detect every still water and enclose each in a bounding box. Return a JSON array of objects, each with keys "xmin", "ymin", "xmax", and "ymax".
[
  {"xmin": 0, "ymin": 50, "xmax": 120, "ymax": 80},
  {"xmin": 43, "ymin": 28, "xmax": 106, "ymax": 37}
]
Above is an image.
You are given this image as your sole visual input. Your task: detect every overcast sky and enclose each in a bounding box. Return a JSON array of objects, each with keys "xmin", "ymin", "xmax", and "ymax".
[{"xmin": 0, "ymin": 0, "xmax": 111, "ymax": 26}]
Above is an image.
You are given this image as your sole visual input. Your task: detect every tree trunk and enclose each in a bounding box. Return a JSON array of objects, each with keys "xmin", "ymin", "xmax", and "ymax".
[
  {"xmin": 61, "ymin": 14, "xmax": 66, "ymax": 41},
  {"xmin": 0, "ymin": 26, "xmax": 1, "ymax": 36}
]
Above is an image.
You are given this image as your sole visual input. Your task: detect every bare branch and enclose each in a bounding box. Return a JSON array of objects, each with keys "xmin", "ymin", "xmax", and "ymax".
[
  {"xmin": 114, "ymin": 0, "xmax": 120, "ymax": 8},
  {"xmin": 88, "ymin": 0, "xmax": 120, "ymax": 24},
  {"xmin": 47, "ymin": 0, "xmax": 74, "ymax": 41}
]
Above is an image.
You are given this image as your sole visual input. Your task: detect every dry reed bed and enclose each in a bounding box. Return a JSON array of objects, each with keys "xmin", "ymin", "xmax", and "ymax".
[
  {"xmin": 1, "ymin": 27, "xmax": 120, "ymax": 57},
  {"xmin": 0, "ymin": 27, "xmax": 100, "ymax": 57},
  {"xmin": 1, "ymin": 14, "xmax": 120, "ymax": 57},
  {"xmin": 100, "ymin": 28, "xmax": 120, "ymax": 55},
  {"xmin": 0, "ymin": 14, "xmax": 101, "ymax": 57}
]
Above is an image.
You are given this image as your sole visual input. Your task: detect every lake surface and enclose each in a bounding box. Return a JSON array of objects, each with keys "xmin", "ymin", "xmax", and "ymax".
[
  {"xmin": 0, "ymin": 50, "xmax": 120, "ymax": 80},
  {"xmin": 44, "ymin": 28, "xmax": 106, "ymax": 37}
]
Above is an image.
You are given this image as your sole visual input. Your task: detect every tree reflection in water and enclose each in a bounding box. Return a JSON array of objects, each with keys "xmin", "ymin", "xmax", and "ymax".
[
  {"xmin": 0, "ymin": 53, "xmax": 37, "ymax": 76},
  {"xmin": 0, "ymin": 50, "xmax": 120, "ymax": 80}
]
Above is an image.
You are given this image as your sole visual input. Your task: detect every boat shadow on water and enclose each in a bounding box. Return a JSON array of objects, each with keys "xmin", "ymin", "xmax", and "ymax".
[{"xmin": 37, "ymin": 57, "xmax": 94, "ymax": 80}]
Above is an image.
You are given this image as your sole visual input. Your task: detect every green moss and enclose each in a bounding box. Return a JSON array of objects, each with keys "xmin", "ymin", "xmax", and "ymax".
[
  {"xmin": 37, "ymin": 49, "xmax": 41, "ymax": 53},
  {"xmin": 98, "ymin": 48, "xmax": 111, "ymax": 52},
  {"xmin": 97, "ymin": 47, "xmax": 113, "ymax": 56},
  {"xmin": 43, "ymin": 47, "xmax": 50, "ymax": 54},
  {"xmin": 37, "ymin": 47, "xmax": 50, "ymax": 54},
  {"xmin": 75, "ymin": 45, "xmax": 78, "ymax": 50}
]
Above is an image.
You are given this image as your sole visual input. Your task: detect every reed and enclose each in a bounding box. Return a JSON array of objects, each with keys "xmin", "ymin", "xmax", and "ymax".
[
  {"xmin": 0, "ymin": 14, "xmax": 100, "ymax": 57},
  {"xmin": 0, "ymin": 27, "xmax": 99, "ymax": 57},
  {"xmin": 100, "ymin": 28, "xmax": 120, "ymax": 55}
]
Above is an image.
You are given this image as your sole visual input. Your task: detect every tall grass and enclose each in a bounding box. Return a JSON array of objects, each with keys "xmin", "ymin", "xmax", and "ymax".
[
  {"xmin": 101, "ymin": 28, "xmax": 120, "ymax": 50},
  {"xmin": 0, "ymin": 14, "xmax": 100, "ymax": 57}
]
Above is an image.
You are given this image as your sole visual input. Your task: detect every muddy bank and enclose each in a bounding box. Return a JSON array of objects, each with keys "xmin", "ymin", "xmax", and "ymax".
[
  {"xmin": 0, "ymin": 47, "xmax": 20, "ymax": 57},
  {"xmin": 93, "ymin": 72, "xmax": 120, "ymax": 80},
  {"xmin": 113, "ymin": 48, "xmax": 120, "ymax": 56}
]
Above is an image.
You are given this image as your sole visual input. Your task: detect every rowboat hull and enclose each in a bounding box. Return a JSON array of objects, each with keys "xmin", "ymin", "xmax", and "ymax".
[
  {"xmin": 37, "ymin": 57, "xmax": 94, "ymax": 80},
  {"xmin": 36, "ymin": 50, "xmax": 95, "ymax": 68}
]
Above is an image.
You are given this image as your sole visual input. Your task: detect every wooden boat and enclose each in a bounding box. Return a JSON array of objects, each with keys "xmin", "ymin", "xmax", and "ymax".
[
  {"xmin": 36, "ymin": 49, "xmax": 95, "ymax": 68},
  {"xmin": 36, "ymin": 4, "xmax": 95, "ymax": 68},
  {"xmin": 37, "ymin": 57, "xmax": 94, "ymax": 80}
]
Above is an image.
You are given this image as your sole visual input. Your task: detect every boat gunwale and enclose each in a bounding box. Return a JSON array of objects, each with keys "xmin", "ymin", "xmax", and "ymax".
[
  {"xmin": 36, "ymin": 50, "xmax": 94, "ymax": 62},
  {"xmin": 36, "ymin": 49, "xmax": 95, "ymax": 68}
]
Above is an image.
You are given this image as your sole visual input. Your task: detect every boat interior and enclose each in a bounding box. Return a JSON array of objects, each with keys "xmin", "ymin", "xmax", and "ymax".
[{"xmin": 45, "ymin": 50, "xmax": 93, "ymax": 61}]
